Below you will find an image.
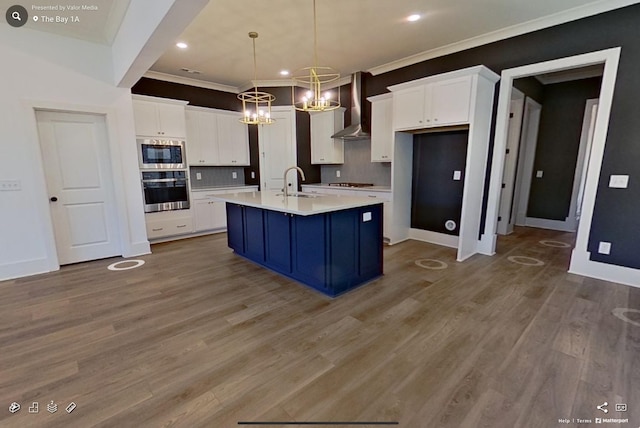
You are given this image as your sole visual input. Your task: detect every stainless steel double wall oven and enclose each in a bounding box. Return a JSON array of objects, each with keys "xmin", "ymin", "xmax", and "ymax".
[{"xmin": 138, "ymin": 139, "xmax": 190, "ymax": 213}]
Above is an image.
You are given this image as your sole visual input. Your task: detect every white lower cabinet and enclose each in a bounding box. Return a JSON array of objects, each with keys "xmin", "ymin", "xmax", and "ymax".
[
  {"xmin": 145, "ymin": 212, "xmax": 193, "ymax": 240},
  {"xmin": 191, "ymin": 187, "xmax": 258, "ymax": 233},
  {"xmin": 193, "ymin": 197, "xmax": 227, "ymax": 232},
  {"xmin": 301, "ymin": 186, "xmax": 393, "ymax": 241}
]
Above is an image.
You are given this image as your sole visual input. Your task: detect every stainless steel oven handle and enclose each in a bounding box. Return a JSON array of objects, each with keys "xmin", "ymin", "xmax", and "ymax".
[{"xmin": 141, "ymin": 178, "xmax": 189, "ymax": 183}]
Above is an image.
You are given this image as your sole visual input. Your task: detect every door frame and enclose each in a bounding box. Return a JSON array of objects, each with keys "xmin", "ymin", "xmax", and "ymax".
[
  {"xmin": 25, "ymin": 100, "xmax": 141, "ymax": 271},
  {"xmin": 480, "ymin": 47, "xmax": 640, "ymax": 287},
  {"xmin": 497, "ymin": 88, "xmax": 524, "ymax": 235}
]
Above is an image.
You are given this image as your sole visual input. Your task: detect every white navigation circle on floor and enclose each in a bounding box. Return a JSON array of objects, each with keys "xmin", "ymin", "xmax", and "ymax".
[
  {"xmin": 507, "ymin": 256, "xmax": 545, "ymax": 266},
  {"xmin": 415, "ymin": 259, "xmax": 448, "ymax": 270},
  {"xmin": 107, "ymin": 260, "xmax": 145, "ymax": 271},
  {"xmin": 539, "ymin": 240, "xmax": 572, "ymax": 248},
  {"xmin": 612, "ymin": 308, "xmax": 640, "ymax": 328}
]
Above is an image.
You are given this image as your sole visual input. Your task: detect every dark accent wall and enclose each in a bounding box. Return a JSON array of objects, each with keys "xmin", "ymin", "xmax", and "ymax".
[
  {"xmin": 527, "ymin": 77, "xmax": 602, "ymax": 220},
  {"xmin": 411, "ymin": 131, "xmax": 468, "ymax": 235},
  {"xmin": 513, "ymin": 77, "xmax": 545, "ymax": 103},
  {"xmin": 365, "ymin": 3, "xmax": 640, "ymax": 269},
  {"xmin": 132, "ymin": 78, "xmax": 240, "ymax": 110}
]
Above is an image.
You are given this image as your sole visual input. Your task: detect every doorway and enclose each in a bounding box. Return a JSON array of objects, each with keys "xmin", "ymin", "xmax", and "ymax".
[
  {"xmin": 481, "ymin": 47, "xmax": 621, "ymax": 279},
  {"xmin": 498, "ymin": 75, "xmax": 601, "ymax": 236},
  {"xmin": 257, "ymin": 106, "xmax": 298, "ymax": 191},
  {"xmin": 36, "ymin": 111, "xmax": 121, "ymax": 265}
]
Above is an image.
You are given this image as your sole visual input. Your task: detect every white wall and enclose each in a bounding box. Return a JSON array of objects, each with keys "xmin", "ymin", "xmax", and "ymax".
[{"xmin": 0, "ymin": 28, "xmax": 150, "ymax": 281}]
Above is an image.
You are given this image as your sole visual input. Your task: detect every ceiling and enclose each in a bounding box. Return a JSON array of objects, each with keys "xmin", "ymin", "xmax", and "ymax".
[
  {"xmin": 2, "ymin": 0, "xmax": 634, "ymax": 90},
  {"xmin": 149, "ymin": 0, "xmax": 634, "ymax": 91}
]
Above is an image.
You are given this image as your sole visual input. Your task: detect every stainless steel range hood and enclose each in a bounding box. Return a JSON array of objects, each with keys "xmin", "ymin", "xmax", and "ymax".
[{"xmin": 331, "ymin": 72, "xmax": 370, "ymax": 140}]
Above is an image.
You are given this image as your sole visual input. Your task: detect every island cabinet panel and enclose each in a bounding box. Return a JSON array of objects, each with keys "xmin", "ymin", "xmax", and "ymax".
[
  {"xmin": 224, "ymin": 202, "xmax": 383, "ymax": 297},
  {"xmin": 226, "ymin": 204, "xmax": 245, "ymax": 253},
  {"xmin": 291, "ymin": 214, "xmax": 328, "ymax": 292},
  {"xmin": 359, "ymin": 206, "xmax": 384, "ymax": 279},
  {"xmin": 244, "ymin": 206, "xmax": 265, "ymax": 262},
  {"xmin": 328, "ymin": 210, "xmax": 359, "ymax": 293},
  {"xmin": 265, "ymin": 211, "xmax": 293, "ymax": 274}
]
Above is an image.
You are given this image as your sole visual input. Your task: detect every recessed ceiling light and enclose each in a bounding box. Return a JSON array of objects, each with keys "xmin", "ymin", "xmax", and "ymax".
[
  {"xmin": 280, "ymin": 70, "xmax": 290, "ymax": 76},
  {"xmin": 407, "ymin": 14, "xmax": 421, "ymax": 22},
  {"xmin": 176, "ymin": 42, "xmax": 188, "ymax": 49}
]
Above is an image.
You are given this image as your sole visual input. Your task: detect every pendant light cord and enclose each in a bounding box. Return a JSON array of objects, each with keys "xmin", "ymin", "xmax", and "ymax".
[{"xmin": 313, "ymin": 0, "xmax": 318, "ymax": 67}]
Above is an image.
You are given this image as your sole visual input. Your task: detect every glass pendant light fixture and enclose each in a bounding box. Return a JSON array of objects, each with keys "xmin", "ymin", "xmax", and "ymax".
[
  {"xmin": 292, "ymin": 0, "xmax": 340, "ymax": 112},
  {"xmin": 238, "ymin": 32, "xmax": 275, "ymax": 125}
]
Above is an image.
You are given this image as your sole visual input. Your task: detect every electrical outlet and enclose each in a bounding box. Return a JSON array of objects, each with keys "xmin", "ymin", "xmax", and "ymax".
[
  {"xmin": 453, "ymin": 170, "xmax": 462, "ymax": 181},
  {"xmin": 196, "ymin": 173, "xmax": 202, "ymax": 180},
  {"xmin": 598, "ymin": 241, "xmax": 611, "ymax": 255},
  {"xmin": 609, "ymin": 174, "xmax": 629, "ymax": 188},
  {"xmin": 336, "ymin": 170, "xmax": 341, "ymax": 178},
  {"xmin": 232, "ymin": 172, "xmax": 237, "ymax": 179},
  {"xmin": 0, "ymin": 179, "xmax": 21, "ymax": 191},
  {"xmin": 536, "ymin": 170, "xmax": 543, "ymax": 178}
]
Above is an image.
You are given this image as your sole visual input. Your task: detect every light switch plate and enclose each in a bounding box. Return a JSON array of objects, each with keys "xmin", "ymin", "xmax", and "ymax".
[
  {"xmin": 453, "ymin": 170, "xmax": 462, "ymax": 181},
  {"xmin": 336, "ymin": 170, "xmax": 341, "ymax": 178},
  {"xmin": 362, "ymin": 212, "xmax": 372, "ymax": 222},
  {"xmin": 196, "ymin": 173, "xmax": 202, "ymax": 180},
  {"xmin": 0, "ymin": 179, "xmax": 21, "ymax": 191},
  {"xmin": 598, "ymin": 241, "xmax": 611, "ymax": 255},
  {"xmin": 232, "ymin": 172, "xmax": 237, "ymax": 179},
  {"xmin": 536, "ymin": 170, "xmax": 544, "ymax": 178},
  {"xmin": 608, "ymin": 174, "xmax": 629, "ymax": 188},
  {"xmin": 251, "ymin": 171, "xmax": 255, "ymax": 179}
]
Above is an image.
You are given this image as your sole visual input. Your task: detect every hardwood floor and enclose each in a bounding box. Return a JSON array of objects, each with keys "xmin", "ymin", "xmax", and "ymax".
[{"xmin": 1, "ymin": 227, "xmax": 638, "ymax": 427}]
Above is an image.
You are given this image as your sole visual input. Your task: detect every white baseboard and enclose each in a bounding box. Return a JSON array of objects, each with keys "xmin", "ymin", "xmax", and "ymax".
[
  {"xmin": 525, "ymin": 217, "xmax": 576, "ymax": 232},
  {"xmin": 123, "ymin": 240, "xmax": 152, "ymax": 257},
  {"xmin": 477, "ymin": 233, "xmax": 497, "ymax": 256},
  {"xmin": 569, "ymin": 248, "xmax": 640, "ymax": 289},
  {"xmin": 0, "ymin": 258, "xmax": 57, "ymax": 282},
  {"xmin": 408, "ymin": 229, "xmax": 459, "ymax": 248}
]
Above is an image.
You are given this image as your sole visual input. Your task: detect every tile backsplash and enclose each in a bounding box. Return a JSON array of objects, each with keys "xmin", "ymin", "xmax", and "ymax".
[
  {"xmin": 190, "ymin": 166, "xmax": 245, "ymax": 188},
  {"xmin": 320, "ymin": 139, "xmax": 391, "ymax": 185}
]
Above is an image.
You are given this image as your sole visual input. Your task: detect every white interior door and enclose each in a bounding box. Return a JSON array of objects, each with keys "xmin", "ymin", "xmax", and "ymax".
[
  {"xmin": 497, "ymin": 90, "xmax": 525, "ymax": 235},
  {"xmin": 571, "ymin": 99, "xmax": 599, "ymax": 223},
  {"xmin": 36, "ymin": 111, "xmax": 120, "ymax": 265},
  {"xmin": 514, "ymin": 98, "xmax": 543, "ymax": 226},
  {"xmin": 258, "ymin": 107, "xmax": 297, "ymax": 191}
]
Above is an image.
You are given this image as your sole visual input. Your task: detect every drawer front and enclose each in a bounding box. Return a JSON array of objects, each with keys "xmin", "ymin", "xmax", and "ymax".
[{"xmin": 146, "ymin": 217, "xmax": 193, "ymax": 239}]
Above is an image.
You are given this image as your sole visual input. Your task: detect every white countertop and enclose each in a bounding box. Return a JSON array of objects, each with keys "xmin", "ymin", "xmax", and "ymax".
[
  {"xmin": 191, "ymin": 185, "xmax": 258, "ymax": 192},
  {"xmin": 301, "ymin": 183, "xmax": 391, "ymax": 192},
  {"xmin": 213, "ymin": 190, "xmax": 384, "ymax": 216}
]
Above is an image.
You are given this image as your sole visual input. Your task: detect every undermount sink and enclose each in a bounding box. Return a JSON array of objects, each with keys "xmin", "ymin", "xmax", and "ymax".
[{"xmin": 275, "ymin": 192, "xmax": 318, "ymax": 198}]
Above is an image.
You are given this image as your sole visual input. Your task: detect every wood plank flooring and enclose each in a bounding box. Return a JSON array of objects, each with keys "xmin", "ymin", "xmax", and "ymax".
[{"xmin": 1, "ymin": 227, "xmax": 638, "ymax": 427}]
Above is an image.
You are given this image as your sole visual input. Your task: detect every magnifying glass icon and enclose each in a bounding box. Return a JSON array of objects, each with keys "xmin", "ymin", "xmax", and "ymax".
[{"xmin": 12, "ymin": 11, "xmax": 21, "ymax": 21}]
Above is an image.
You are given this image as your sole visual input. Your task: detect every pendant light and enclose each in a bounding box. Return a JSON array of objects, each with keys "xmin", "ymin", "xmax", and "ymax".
[
  {"xmin": 292, "ymin": 0, "xmax": 340, "ymax": 112},
  {"xmin": 238, "ymin": 32, "xmax": 275, "ymax": 125}
]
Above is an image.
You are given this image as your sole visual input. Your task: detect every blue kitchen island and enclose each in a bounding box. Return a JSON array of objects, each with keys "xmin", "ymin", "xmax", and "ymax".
[{"xmin": 214, "ymin": 191, "xmax": 383, "ymax": 297}]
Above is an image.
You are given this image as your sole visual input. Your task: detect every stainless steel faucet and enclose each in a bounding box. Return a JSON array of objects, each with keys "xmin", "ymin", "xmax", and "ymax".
[{"xmin": 283, "ymin": 166, "xmax": 306, "ymax": 197}]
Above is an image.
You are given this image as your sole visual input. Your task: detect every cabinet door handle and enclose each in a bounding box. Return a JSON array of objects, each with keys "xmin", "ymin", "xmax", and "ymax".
[
  {"xmin": 152, "ymin": 227, "xmax": 163, "ymax": 231},
  {"xmin": 177, "ymin": 224, "xmax": 187, "ymax": 228},
  {"xmin": 368, "ymin": 195, "xmax": 377, "ymax": 198}
]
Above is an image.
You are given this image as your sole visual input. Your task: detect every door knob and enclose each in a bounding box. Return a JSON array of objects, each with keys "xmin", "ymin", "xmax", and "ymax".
[{"xmin": 50, "ymin": 196, "xmax": 58, "ymax": 202}]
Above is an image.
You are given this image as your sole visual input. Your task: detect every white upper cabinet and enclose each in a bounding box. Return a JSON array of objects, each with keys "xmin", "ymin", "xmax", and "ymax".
[
  {"xmin": 132, "ymin": 96, "xmax": 187, "ymax": 138},
  {"xmin": 217, "ymin": 113, "xmax": 250, "ymax": 165},
  {"xmin": 186, "ymin": 109, "xmax": 220, "ymax": 165},
  {"xmin": 185, "ymin": 107, "xmax": 249, "ymax": 166},
  {"xmin": 368, "ymin": 93, "xmax": 393, "ymax": 162},
  {"xmin": 391, "ymin": 75, "xmax": 472, "ymax": 131},
  {"xmin": 310, "ymin": 108, "xmax": 345, "ymax": 164}
]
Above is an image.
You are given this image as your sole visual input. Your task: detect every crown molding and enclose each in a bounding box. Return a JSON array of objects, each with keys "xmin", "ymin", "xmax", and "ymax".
[
  {"xmin": 367, "ymin": 0, "xmax": 640, "ymax": 76},
  {"xmin": 142, "ymin": 71, "xmax": 240, "ymax": 93},
  {"xmin": 237, "ymin": 79, "xmax": 296, "ymax": 92}
]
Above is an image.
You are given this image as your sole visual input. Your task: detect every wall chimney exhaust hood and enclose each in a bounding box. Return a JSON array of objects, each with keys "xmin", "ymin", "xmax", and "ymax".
[{"xmin": 331, "ymin": 72, "xmax": 370, "ymax": 140}]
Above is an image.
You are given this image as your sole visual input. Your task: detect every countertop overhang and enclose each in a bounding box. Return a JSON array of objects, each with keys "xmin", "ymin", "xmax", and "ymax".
[{"xmin": 213, "ymin": 190, "xmax": 383, "ymax": 216}]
